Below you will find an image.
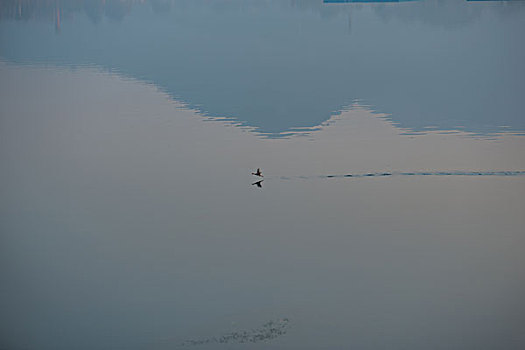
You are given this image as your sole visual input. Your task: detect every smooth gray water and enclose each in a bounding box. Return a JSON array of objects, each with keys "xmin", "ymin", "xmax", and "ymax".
[{"xmin": 1, "ymin": 1, "xmax": 525, "ymax": 350}]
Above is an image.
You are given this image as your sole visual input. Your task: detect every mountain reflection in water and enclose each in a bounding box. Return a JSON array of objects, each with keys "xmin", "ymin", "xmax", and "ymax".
[{"xmin": 1, "ymin": 0, "xmax": 524, "ymax": 136}]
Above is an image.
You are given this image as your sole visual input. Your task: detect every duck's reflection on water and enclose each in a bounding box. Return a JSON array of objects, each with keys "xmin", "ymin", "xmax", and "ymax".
[{"xmin": 251, "ymin": 180, "xmax": 264, "ymax": 188}]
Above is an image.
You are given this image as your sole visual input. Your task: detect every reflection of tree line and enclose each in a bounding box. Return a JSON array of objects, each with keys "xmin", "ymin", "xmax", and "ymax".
[
  {"xmin": 371, "ymin": 0, "xmax": 525, "ymax": 28},
  {"xmin": 0, "ymin": 0, "xmax": 173, "ymax": 23},
  {"xmin": 1, "ymin": 0, "xmax": 523, "ymax": 28}
]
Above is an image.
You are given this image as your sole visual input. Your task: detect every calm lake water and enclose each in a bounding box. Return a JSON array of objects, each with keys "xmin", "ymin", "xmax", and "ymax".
[{"xmin": 1, "ymin": 1, "xmax": 525, "ymax": 349}]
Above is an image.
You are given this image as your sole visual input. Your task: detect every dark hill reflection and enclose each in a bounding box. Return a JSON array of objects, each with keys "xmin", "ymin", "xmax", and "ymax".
[{"xmin": 1, "ymin": 0, "xmax": 524, "ymax": 136}]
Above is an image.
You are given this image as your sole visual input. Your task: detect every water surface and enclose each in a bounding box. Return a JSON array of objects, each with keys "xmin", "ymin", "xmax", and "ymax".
[{"xmin": 1, "ymin": 1, "xmax": 525, "ymax": 350}]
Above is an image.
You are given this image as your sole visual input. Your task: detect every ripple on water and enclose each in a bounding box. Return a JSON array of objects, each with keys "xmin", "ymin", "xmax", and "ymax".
[{"xmin": 180, "ymin": 318, "xmax": 290, "ymax": 347}]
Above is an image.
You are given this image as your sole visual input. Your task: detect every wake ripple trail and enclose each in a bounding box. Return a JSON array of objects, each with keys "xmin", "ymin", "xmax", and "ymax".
[{"xmin": 272, "ymin": 170, "xmax": 525, "ymax": 180}]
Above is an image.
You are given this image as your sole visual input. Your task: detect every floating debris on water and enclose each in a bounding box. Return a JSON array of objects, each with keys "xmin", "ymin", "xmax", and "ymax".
[{"xmin": 180, "ymin": 318, "xmax": 290, "ymax": 347}]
